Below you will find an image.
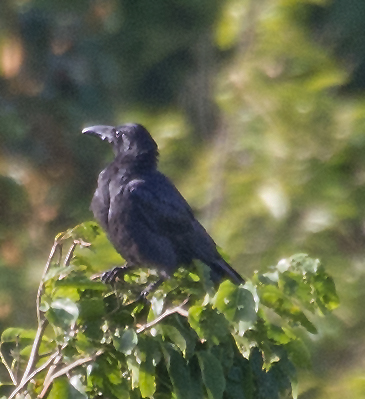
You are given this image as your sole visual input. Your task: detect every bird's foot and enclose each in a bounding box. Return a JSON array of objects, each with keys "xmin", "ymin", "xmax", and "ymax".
[
  {"xmin": 136, "ymin": 278, "xmax": 165, "ymax": 302},
  {"xmin": 101, "ymin": 265, "xmax": 129, "ymax": 284}
]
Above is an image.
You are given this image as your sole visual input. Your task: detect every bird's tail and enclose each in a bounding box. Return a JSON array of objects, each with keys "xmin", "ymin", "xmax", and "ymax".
[{"xmin": 210, "ymin": 258, "xmax": 245, "ymax": 285}]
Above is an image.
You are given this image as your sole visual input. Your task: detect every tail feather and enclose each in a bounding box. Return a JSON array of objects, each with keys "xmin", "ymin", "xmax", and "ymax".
[{"xmin": 210, "ymin": 258, "xmax": 244, "ymax": 285}]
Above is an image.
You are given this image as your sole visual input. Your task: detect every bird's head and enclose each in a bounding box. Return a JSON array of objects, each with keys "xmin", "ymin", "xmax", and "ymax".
[{"xmin": 82, "ymin": 123, "xmax": 158, "ymax": 159}]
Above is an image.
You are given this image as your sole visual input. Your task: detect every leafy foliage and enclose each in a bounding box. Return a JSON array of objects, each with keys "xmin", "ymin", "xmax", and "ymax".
[{"xmin": 0, "ymin": 222, "xmax": 338, "ymax": 398}]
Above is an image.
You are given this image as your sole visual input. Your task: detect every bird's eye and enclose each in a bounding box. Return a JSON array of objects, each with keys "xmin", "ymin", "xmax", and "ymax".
[{"xmin": 115, "ymin": 129, "xmax": 122, "ymax": 138}]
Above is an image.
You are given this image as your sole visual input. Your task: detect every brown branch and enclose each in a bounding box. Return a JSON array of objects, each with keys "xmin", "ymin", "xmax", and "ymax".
[
  {"xmin": 8, "ymin": 350, "xmax": 60, "ymax": 399},
  {"xmin": 19, "ymin": 318, "xmax": 49, "ymax": 387},
  {"xmin": 10, "ymin": 235, "xmax": 92, "ymax": 398},
  {"xmin": 64, "ymin": 241, "xmax": 77, "ymax": 266},
  {"xmin": 36, "ymin": 241, "xmax": 61, "ymax": 323},
  {"xmin": 0, "ymin": 345, "xmax": 17, "ymax": 385},
  {"xmin": 137, "ymin": 297, "xmax": 189, "ymax": 334},
  {"xmin": 19, "ymin": 240, "xmax": 60, "ymax": 388},
  {"xmin": 42, "ymin": 351, "xmax": 63, "ymax": 389},
  {"xmin": 63, "ymin": 239, "xmax": 90, "ymax": 267},
  {"xmin": 38, "ymin": 350, "xmax": 104, "ymax": 398}
]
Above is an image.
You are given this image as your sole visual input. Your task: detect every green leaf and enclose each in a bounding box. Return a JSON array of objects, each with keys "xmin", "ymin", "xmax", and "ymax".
[
  {"xmin": 55, "ymin": 277, "xmax": 106, "ymax": 291},
  {"xmin": 78, "ymin": 298, "xmax": 105, "ymax": 321},
  {"xmin": 162, "ymin": 315, "xmax": 197, "ymax": 358},
  {"xmin": 132, "ymin": 336, "xmax": 160, "ymax": 397},
  {"xmin": 44, "ymin": 265, "xmax": 75, "ymax": 282},
  {"xmin": 74, "ymin": 332, "xmax": 95, "ymax": 354},
  {"xmin": 161, "ymin": 324, "xmax": 187, "ymax": 353},
  {"xmin": 47, "ymin": 298, "xmax": 79, "ymax": 328},
  {"xmin": 188, "ymin": 305, "xmax": 230, "ymax": 344},
  {"xmin": 65, "ymin": 221, "xmax": 101, "ymax": 243},
  {"xmin": 107, "ymin": 380, "xmax": 131, "ymax": 399},
  {"xmin": 236, "ymin": 356, "xmax": 254, "ymax": 399},
  {"xmin": 249, "ymin": 348, "xmax": 280, "ymax": 399},
  {"xmin": 285, "ymin": 339, "xmax": 311, "ymax": 369},
  {"xmin": 48, "ymin": 376, "xmax": 86, "ymax": 399},
  {"xmin": 139, "ymin": 359, "xmax": 156, "ymax": 398},
  {"xmin": 225, "ymin": 366, "xmax": 246, "ymax": 399},
  {"xmin": 313, "ymin": 269, "xmax": 339, "ymax": 312},
  {"xmin": 114, "ymin": 329, "xmax": 138, "ymax": 355},
  {"xmin": 289, "ymin": 254, "xmax": 319, "ymax": 274},
  {"xmin": 268, "ymin": 359, "xmax": 294, "ymax": 398},
  {"xmin": 127, "ymin": 356, "xmax": 140, "ymax": 390},
  {"xmin": 188, "ymin": 356, "xmax": 205, "ymax": 399},
  {"xmin": 258, "ymin": 285, "xmax": 317, "ymax": 334},
  {"xmin": 0, "ymin": 383, "xmax": 14, "ymax": 399},
  {"xmin": 47, "ymin": 377, "xmax": 70, "ymax": 399},
  {"xmin": 265, "ymin": 323, "xmax": 296, "ymax": 345},
  {"xmin": 188, "ymin": 304, "xmax": 204, "ymax": 330},
  {"xmin": 162, "ymin": 343, "xmax": 191, "ymax": 399},
  {"xmin": 53, "ymin": 287, "xmax": 80, "ymax": 302},
  {"xmin": 69, "ymin": 375, "xmax": 88, "ymax": 398},
  {"xmin": 213, "ymin": 281, "xmax": 257, "ymax": 333},
  {"xmin": 1, "ymin": 328, "xmax": 37, "ymax": 343},
  {"xmin": 196, "ymin": 351, "xmax": 225, "ymax": 399}
]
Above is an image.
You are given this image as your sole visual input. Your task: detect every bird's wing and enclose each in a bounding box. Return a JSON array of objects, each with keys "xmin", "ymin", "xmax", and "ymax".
[
  {"xmin": 91, "ymin": 169, "xmax": 111, "ymax": 231},
  {"xmin": 124, "ymin": 175, "xmax": 195, "ymax": 235},
  {"xmin": 127, "ymin": 181, "xmax": 245, "ymax": 284}
]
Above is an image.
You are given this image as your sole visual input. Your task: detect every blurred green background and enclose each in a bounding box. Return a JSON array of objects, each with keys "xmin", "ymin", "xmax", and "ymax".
[{"xmin": 1, "ymin": 0, "xmax": 365, "ymax": 397}]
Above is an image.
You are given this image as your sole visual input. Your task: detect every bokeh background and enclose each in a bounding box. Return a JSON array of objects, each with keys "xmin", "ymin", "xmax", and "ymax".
[{"xmin": 1, "ymin": 0, "xmax": 365, "ymax": 397}]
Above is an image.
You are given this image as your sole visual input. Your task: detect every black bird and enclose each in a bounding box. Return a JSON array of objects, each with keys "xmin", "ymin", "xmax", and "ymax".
[{"xmin": 83, "ymin": 123, "xmax": 244, "ymax": 290}]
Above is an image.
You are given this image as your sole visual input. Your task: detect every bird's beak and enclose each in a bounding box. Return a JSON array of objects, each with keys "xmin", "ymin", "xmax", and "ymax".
[{"xmin": 82, "ymin": 125, "xmax": 115, "ymax": 143}]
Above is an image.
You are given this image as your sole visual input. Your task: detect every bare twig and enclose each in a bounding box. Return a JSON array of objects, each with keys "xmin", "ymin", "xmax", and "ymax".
[
  {"xmin": 8, "ymin": 234, "xmax": 95, "ymax": 399},
  {"xmin": 75, "ymin": 239, "xmax": 91, "ymax": 248},
  {"xmin": 137, "ymin": 297, "xmax": 189, "ymax": 334},
  {"xmin": 19, "ymin": 319, "xmax": 49, "ymax": 387},
  {"xmin": 8, "ymin": 350, "xmax": 60, "ymax": 399},
  {"xmin": 9, "ymin": 328, "xmax": 76, "ymax": 399},
  {"xmin": 42, "ymin": 352, "xmax": 63, "ymax": 391},
  {"xmin": 64, "ymin": 241, "xmax": 78, "ymax": 266},
  {"xmin": 0, "ymin": 345, "xmax": 17, "ymax": 385},
  {"xmin": 38, "ymin": 350, "xmax": 104, "ymax": 398},
  {"xmin": 13, "ymin": 334, "xmax": 20, "ymax": 382},
  {"xmin": 41, "ymin": 331, "xmax": 76, "ymax": 392},
  {"xmin": 19, "ymin": 240, "xmax": 60, "ymax": 388},
  {"xmin": 36, "ymin": 241, "xmax": 61, "ymax": 323},
  {"xmin": 64, "ymin": 239, "xmax": 90, "ymax": 266}
]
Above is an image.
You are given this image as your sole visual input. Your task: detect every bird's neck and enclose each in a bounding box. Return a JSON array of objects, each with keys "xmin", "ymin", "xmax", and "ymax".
[{"xmin": 115, "ymin": 151, "xmax": 158, "ymax": 174}]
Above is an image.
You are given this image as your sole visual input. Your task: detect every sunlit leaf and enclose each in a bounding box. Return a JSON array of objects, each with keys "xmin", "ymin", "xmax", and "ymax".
[
  {"xmin": 139, "ymin": 359, "xmax": 155, "ymax": 398},
  {"xmin": 213, "ymin": 281, "xmax": 257, "ymax": 333},
  {"xmin": 47, "ymin": 377, "xmax": 70, "ymax": 399},
  {"xmin": 1, "ymin": 328, "xmax": 37, "ymax": 343},
  {"xmin": 189, "ymin": 305, "xmax": 230, "ymax": 344},
  {"xmin": 55, "ymin": 276, "xmax": 106, "ymax": 291},
  {"xmin": 162, "ymin": 325, "xmax": 187, "ymax": 353},
  {"xmin": 47, "ymin": 298, "xmax": 79, "ymax": 328}
]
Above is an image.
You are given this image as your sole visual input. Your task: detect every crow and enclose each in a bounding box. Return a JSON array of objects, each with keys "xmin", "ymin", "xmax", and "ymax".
[{"xmin": 83, "ymin": 123, "xmax": 244, "ymax": 291}]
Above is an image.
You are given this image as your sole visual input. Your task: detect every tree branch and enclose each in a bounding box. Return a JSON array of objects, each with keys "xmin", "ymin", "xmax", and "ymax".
[
  {"xmin": 137, "ymin": 297, "xmax": 189, "ymax": 334},
  {"xmin": 8, "ymin": 350, "xmax": 60, "ymax": 399},
  {"xmin": 38, "ymin": 350, "xmax": 104, "ymax": 398},
  {"xmin": 0, "ymin": 345, "xmax": 17, "ymax": 385},
  {"xmin": 19, "ymin": 240, "xmax": 60, "ymax": 387}
]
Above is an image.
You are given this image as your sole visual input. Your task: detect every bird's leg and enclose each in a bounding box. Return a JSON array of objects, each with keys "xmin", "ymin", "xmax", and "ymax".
[
  {"xmin": 137, "ymin": 278, "xmax": 165, "ymax": 301},
  {"xmin": 101, "ymin": 263, "xmax": 135, "ymax": 284}
]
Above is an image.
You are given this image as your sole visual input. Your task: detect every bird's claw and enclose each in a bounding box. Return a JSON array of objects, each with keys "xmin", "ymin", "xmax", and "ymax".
[
  {"xmin": 101, "ymin": 266, "xmax": 126, "ymax": 284},
  {"xmin": 136, "ymin": 288, "xmax": 151, "ymax": 303}
]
